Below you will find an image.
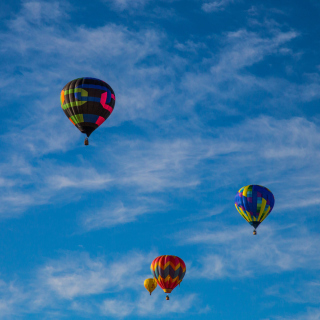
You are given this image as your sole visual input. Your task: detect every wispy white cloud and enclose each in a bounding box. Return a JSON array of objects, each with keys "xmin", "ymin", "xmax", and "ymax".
[
  {"xmin": 177, "ymin": 224, "xmax": 320, "ymax": 279},
  {"xmin": 275, "ymin": 309, "xmax": 320, "ymax": 320},
  {"xmin": 174, "ymin": 40, "xmax": 207, "ymax": 53},
  {"xmin": 211, "ymin": 28, "xmax": 298, "ymax": 74},
  {"xmin": 0, "ymin": 250, "xmax": 199, "ymax": 318},
  {"xmin": 105, "ymin": 0, "xmax": 150, "ymax": 11},
  {"xmin": 0, "ymin": 279, "xmax": 33, "ymax": 319},
  {"xmin": 18, "ymin": 1, "xmax": 68, "ymax": 22},
  {"xmin": 40, "ymin": 251, "xmax": 153, "ymax": 299},
  {"xmin": 202, "ymin": 0, "xmax": 235, "ymax": 12},
  {"xmin": 82, "ymin": 198, "xmax": 162, "ymax": 230},
  {"xmin": 100, "ymin": 298, "xmax": 135, "ymax": 317},
  {"xmin": 3, "ymin": 115, "xmax": 320, "ymax": 222},
  {"xmin": 0, "ymin": 249, "xmax": 201, "ymax": 318},
  {"xmin": 266, "ymin": 280, "xmax": 320, "ymax": 305},
  {"xmin": 181, "ymin": 27, "xmax": 303, "ymax": 113},
  {"xmin": 103, "ymin": 0, "xmax": 178, "ymax": 17},
  {"xmin": 100, "ymin": 292, "xmax": 198, "ymax": 317}
]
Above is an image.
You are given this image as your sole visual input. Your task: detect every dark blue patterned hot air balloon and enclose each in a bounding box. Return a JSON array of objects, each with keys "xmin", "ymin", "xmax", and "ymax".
[{"xmin": 60, "ymin": 77, "xmax": 115, "ymax": 145}]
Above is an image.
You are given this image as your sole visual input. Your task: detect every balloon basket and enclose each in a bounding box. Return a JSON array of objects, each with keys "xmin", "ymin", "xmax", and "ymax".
[
  {"xmin": 166, "ymin": 295, "xmax": 170, "ymax": 300},
  {"xmin": 84, "ymin": 138, "xmax": 89, "ymax": 146},
  {"xmin": 253, "ymin": 229, "xmax": 257, "ymax": 235}
]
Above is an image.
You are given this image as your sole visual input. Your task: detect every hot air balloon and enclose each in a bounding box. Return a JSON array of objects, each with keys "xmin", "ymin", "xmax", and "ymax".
[
  {"xmin": 235, "ymin": 185, "xmax": 275, "ymax": 235},
  {"xmin": 151, "ymin": 255, "xmax": 186, "ymax": 300},
  {"xmin": 144, "ymin": 278, "xmax": 157, "ymax": 295},
  {"xmin": 60, "ymin": 77, "xmax": 115, "ymax": 145}
]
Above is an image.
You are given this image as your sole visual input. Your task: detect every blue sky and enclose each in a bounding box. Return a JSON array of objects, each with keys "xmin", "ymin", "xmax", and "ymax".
[{"xmin": 1, "ymin": 0, "xmax": 320, "ymax": 319}]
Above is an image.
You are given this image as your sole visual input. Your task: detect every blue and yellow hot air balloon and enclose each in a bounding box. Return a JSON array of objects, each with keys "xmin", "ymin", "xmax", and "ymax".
[{"xmin": 235, "ymin": 185, "xmax": 275, "ymax": 235}]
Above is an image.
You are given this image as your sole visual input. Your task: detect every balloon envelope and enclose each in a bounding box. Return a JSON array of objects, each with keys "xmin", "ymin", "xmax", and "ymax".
[
  {"xmin": 150, "ymin": 255, "xmax": 186, "ymax": 294},
  {"xmin": 144, "ymin": 278, "xmax": 157, "ymax": 295},
  {"xmin": 235, "ymin": 185, "xmax": 275, "ymax": 229},
  {"xmin": 60, "ymin": 77, "xmax": 115, "ymax": 138}
]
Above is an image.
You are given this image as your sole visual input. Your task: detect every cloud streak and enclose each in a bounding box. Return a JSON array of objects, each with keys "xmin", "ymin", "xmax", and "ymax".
[
  {"xmin": 178, "ymin": 223, "xmax": 320, "ymax": 279},
  {"xmin": 0, "ymin": 250, "xmax": 200, "ymax": 318},
  {"xmin": 202, "ymin": 0, "xmax": 235, "ymax": 12}
]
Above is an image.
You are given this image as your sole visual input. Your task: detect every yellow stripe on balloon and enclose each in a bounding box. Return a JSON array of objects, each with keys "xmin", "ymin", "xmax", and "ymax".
[
  {"xmin": 160, "ymin": 261, "xmax": 180, "ymax": 271},
  {"xmin": 243, "ymin": 185, "xmax": 250, "ymax": 197},
  {"xmin": 238, "ymin": 187, "xmax": 245, "ymax": 194},
  {"xmin": 235, "ymin": 205, "xmax": 249, "ymax": 222},
  {"xmin": 240, "ymin": 209, "xmax": 249, "ymax": 222},
  {"xmin": 171, "ymin": 276, "xmax": 180, "ymax": 283},
  {"xmin": 258, "ymin": 198, "xmax": 267, "ymax": 221},
  {"xmin": 246, "ymin": 210, "xmax": 252, "ymax": 222},
  {"xmin": 158, "ymin": 274, "xmax": 183, "ymax": 284},
  {"xmin": 164, "ymin": 275, "xmax": 173, "ymax": 283},
  {"xmin": 235, "ymin": 205, "xmax": 243, "ymax": 216},
  {"xmin": 260, "ymin": 206, "xmax": 271, "ymax": 222}
]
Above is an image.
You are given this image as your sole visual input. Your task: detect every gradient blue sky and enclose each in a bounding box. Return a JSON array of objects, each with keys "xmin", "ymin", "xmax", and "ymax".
[{"xmin": 1, "ymin": 0, "xmax": 320, "ymax": 319}]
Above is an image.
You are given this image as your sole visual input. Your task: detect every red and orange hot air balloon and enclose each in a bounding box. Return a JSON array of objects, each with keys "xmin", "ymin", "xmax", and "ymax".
[{"xmin": 150, "ymin": 255, "xmax": 186, "ymax": 300}]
